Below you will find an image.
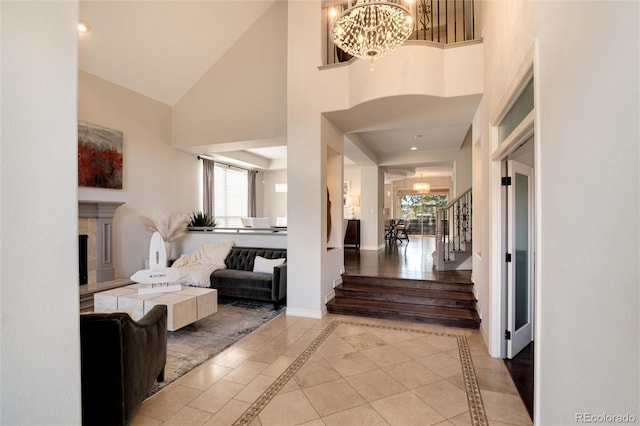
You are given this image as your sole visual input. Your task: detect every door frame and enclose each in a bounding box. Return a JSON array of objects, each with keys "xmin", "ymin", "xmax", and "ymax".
[
  {"xmin": 487, "ymin": 39, "xmax": 542, "ymax": 422},
  {"xmin": 505, "ymin": 159, "xmax": 535, "ymax": 358},
  {"xmin": 488, "ymin": 41, "xmax": 541, "ymax": 359}
]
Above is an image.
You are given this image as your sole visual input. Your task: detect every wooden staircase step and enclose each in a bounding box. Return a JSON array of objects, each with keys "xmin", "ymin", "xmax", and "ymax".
[
  {"xmin": 326, "ymin": 298, "xmax": 480, "ymax": 329},
  {"xmin": 341, "ymin": 274, "xmax": 474, "ymax": 292},
  {"xmin": 335, "ymin": 283, "xmax": 476, "ymax": 308}
]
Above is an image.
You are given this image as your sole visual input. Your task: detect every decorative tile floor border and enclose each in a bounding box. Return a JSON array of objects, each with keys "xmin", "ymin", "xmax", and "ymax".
[
  {"xmin": 458, "ymin": 334, "xmax": 489, "ymax": 426},
  {"xmin": 232, "ymin": 320, "xmax": 488, "ymax": 426}
]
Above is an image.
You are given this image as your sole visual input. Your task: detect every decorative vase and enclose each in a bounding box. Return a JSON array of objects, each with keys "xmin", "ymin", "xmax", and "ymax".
[{"xmin": 164, "ymin": 242, "xmax": 171, "ymax": 265}]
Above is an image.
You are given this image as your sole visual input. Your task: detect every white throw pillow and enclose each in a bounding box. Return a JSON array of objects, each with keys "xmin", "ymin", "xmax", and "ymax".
[{"xmin": 253, "ymin": 256, "xmax": 285, "ymax": 274}]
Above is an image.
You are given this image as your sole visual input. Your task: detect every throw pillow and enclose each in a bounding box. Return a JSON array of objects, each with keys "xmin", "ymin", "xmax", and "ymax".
[{"xmin": 253, "ymin": 256, "xmax": 285, "ymax": 274}]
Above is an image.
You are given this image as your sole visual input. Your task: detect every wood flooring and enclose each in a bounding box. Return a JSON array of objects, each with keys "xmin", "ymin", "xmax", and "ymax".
[{"xmin": 505, "ymin": 342, "xmax": 534, "ymax": 420}]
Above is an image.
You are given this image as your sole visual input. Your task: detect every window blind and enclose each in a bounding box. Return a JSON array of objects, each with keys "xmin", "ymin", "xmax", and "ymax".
[{"xmin": 214, "ymin": 163, "xmax": 248, "ymax": 227}]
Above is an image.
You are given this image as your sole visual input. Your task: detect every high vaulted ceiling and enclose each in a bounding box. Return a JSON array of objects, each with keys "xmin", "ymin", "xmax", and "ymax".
[
  {"xmin": 79, "ymin": 1, "xmax": 276, "ymax": 105},
  {"xmin": 78, "ymin": 1, "xmax": 479, "ymax": 178}
]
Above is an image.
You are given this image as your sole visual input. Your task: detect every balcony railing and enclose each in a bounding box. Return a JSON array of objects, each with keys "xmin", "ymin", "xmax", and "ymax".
[{"xmin": 322, "ymin": 0, "xmax": 479, "ymax": 66}]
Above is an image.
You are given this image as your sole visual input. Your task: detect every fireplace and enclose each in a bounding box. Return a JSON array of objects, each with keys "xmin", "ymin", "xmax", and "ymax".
[
  {"xmin": 79, "ymin": 234, "xmax": 88, "ymax": 285},
  {"xmin": 78, "ymin": 201, "xmax": 124, "ymax": 284}
]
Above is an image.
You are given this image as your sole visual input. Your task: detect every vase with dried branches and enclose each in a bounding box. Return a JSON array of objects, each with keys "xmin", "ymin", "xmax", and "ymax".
[{"xmin": 140, "ymin": 211, "xmax": 189, "ymax": 261}]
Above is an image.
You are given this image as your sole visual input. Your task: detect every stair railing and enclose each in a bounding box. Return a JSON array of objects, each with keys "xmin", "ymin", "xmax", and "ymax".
[{"xmin": 436, "ymin": 188, "xmax": 472, "ymax": 261}]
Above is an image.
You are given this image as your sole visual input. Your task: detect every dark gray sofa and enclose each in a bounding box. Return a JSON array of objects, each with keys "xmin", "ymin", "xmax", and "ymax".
[
  {"xmin": 80, "ymin": 305, "xmax": 167, "ymax": 426},
  {"xmin": 210, "ymin": 246, "xmax": 287, "ymax": 308}
]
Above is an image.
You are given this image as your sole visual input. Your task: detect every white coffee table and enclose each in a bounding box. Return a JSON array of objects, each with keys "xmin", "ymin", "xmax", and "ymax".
[{"xmin": 94, "ymin": 284, "xmax": 218, "ymax": 331}]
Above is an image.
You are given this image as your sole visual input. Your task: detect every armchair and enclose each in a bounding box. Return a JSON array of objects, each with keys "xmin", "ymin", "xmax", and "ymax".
[{"xmin": 80, "ymin": 305, "xmax": 167, "ymax": 425}]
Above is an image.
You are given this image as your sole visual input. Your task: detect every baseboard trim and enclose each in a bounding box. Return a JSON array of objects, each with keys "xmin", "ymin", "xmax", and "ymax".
[
  {"xmin": 324, "ymin": 290, "xmax": 336, "ymax": 304},
  {"xmin": 285, "ymin": 307, "xmax": 323, "ymax": 319}
]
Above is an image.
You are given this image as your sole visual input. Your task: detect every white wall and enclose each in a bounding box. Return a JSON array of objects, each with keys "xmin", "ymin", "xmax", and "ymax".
[
  {"xmin": 360, "ymin": 166, "xmax": 384, "ymax": 250},
  {"xmin": 286, "ymin": 1, "xmax": 326, "ymax": 319},
  {"xmin": 454, "ymin": 127, "xmax": 472, "ymax": 197},
  {"xmin": 475, "ymin": 1, "xmax": 639, "ymax": 423},
  {"xmin": 347, "ymin": 42, "xmax": 483, "ymax": 106},
  {"xmin": 172, "ymin": 1, "xmax": 287, "ymax": 148},
  {"xmin": 0, "ymin": 2, "xmax": 81, "ymax": 423},
  {"xmin": 178, "ymin": 232, "xmax": 286, "ymax": 256},
  {"xmin": 78, "ymin": 71, "xmax": 199, "ymax": 277},
  {"xmin": 261, "ymin": 169, "xmax": 287, "ymax": 223},
  {"xmin": 534, "ymin": 2, "xmax": 639, "ymax": 422}
]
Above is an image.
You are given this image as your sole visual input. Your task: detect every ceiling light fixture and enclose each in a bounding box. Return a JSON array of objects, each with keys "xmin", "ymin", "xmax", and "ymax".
[
  {"xmin": 331, "ymin": 0, "xmax": 413, "ymax": 68},
  {"xmin": 78, "ymin": 20, "xmax": 91, "ymax": 33},
  {"xmin": 413, "ymin": 182, "xmax": 430, "ymax": 192},
  {"xmin": 410, "ymin": 146, "xmax": 417, "ymax": 151},
  {"xmin": 413, "ymin": 169, "xmax": 430, "ymax": 193}
]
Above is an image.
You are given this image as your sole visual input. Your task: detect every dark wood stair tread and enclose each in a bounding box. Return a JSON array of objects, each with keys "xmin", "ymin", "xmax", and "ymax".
[
  {"xmin": 341, "ymin": 275, "xmax": 474, "ymax": 292},
  {"xmin": 343, "ymin": 273, "xmax": 473, "ymax": 284},
  {"xmin": 338, "ymin": 283, "xmax": 476, "ymax": 300},
  {"xmin": 327, "ymin": 298, "xmax": 480, "ymax": 329},
  {"xmin": 329, "ymin": 298, "xmax": 478, "ymax": 319}
]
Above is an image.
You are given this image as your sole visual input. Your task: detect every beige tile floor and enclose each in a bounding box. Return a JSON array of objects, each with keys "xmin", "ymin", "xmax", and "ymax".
[{"xmin": 131, "ymin": 314, "xmax": 532, "ymax": 426}]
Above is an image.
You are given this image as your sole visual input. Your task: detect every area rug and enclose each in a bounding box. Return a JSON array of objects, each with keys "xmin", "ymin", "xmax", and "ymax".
[
  {"xmin": 232, "ymin": 320, "xmax": 489, "ymax": 426},
  {"xmin": 149, "ymin": 299, "xmax": 284, "ymax": 396}
]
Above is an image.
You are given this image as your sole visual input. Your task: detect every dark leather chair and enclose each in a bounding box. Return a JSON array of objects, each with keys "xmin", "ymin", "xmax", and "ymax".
[{"xmin": 80, "ymin": 305, "xmax": 167, "ymax": 425}]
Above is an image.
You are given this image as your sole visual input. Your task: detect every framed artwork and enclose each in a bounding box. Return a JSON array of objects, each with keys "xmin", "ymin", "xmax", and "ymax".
[
  {"xmin": 343, "ymin": 181, "xmax": 350, "ymax": 205},
  {"xmin": 78, "ymin": 121, "xmax": 123, "ymax": 189}
]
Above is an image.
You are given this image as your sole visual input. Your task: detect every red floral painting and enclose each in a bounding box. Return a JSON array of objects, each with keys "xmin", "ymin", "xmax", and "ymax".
[{"xmin": 78, "ymin": 122, "xmax": 123, "ymax": 189}]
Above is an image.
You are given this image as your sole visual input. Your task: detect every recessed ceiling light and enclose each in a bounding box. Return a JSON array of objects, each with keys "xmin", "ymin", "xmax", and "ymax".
[
  {"xmin": 410, "ymin": 146, "xmax": 418, "ymax": 151},
  {"xmin": 78, "ymin": 21, "xmax": 91, "ymax": 33}
]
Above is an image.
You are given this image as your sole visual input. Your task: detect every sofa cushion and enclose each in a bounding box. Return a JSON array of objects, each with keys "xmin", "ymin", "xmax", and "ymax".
[
  {"xmin": 253, "ymin": 256, "xmax": 286, "ymax": 274},
  {"xmin": 211, "ymin": 269, "xmax": 273, "ymax": 290}
]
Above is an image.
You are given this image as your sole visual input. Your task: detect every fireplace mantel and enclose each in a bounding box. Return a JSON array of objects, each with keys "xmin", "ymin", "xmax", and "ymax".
[
  {"xmin": 79, "ymin": 201, "xmax": 124, "ymax": 219},
  {"xmin": 78, "ymin": 201, "xmax": 124, "ymax": 283}
]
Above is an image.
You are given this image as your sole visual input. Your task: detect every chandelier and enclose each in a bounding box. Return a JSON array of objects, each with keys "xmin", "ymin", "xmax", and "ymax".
[
  {"xmin": 331, "ymin": 0, "xmax": 413, "ymax": 63},
  {"xmin": 413, "ymin": 182, "xmax": 430, "ymax": 192}
]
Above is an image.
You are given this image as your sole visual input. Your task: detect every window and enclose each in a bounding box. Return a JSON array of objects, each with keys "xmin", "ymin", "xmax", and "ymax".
[
  {"xmin": 399, "ymin": 193, "xmax": 449, "ymax": 235},
  {"xmin": 498, "ymin": 78, "xmax": 534, "ymax": 145},
  {"xmin": 214, "ymin": 164, "xmax": 248, "ymax": 227}
]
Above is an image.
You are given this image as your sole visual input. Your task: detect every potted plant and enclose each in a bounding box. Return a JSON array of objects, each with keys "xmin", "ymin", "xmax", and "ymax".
[{"xmin": 188, "ymin": 211, "xmax": 217, "ymax": 230}]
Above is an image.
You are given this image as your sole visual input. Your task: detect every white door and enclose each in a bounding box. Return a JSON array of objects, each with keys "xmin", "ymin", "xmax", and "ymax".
[{"xmin": 506, "ymin": 160, "xmax": 534, "ymax": 358}]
